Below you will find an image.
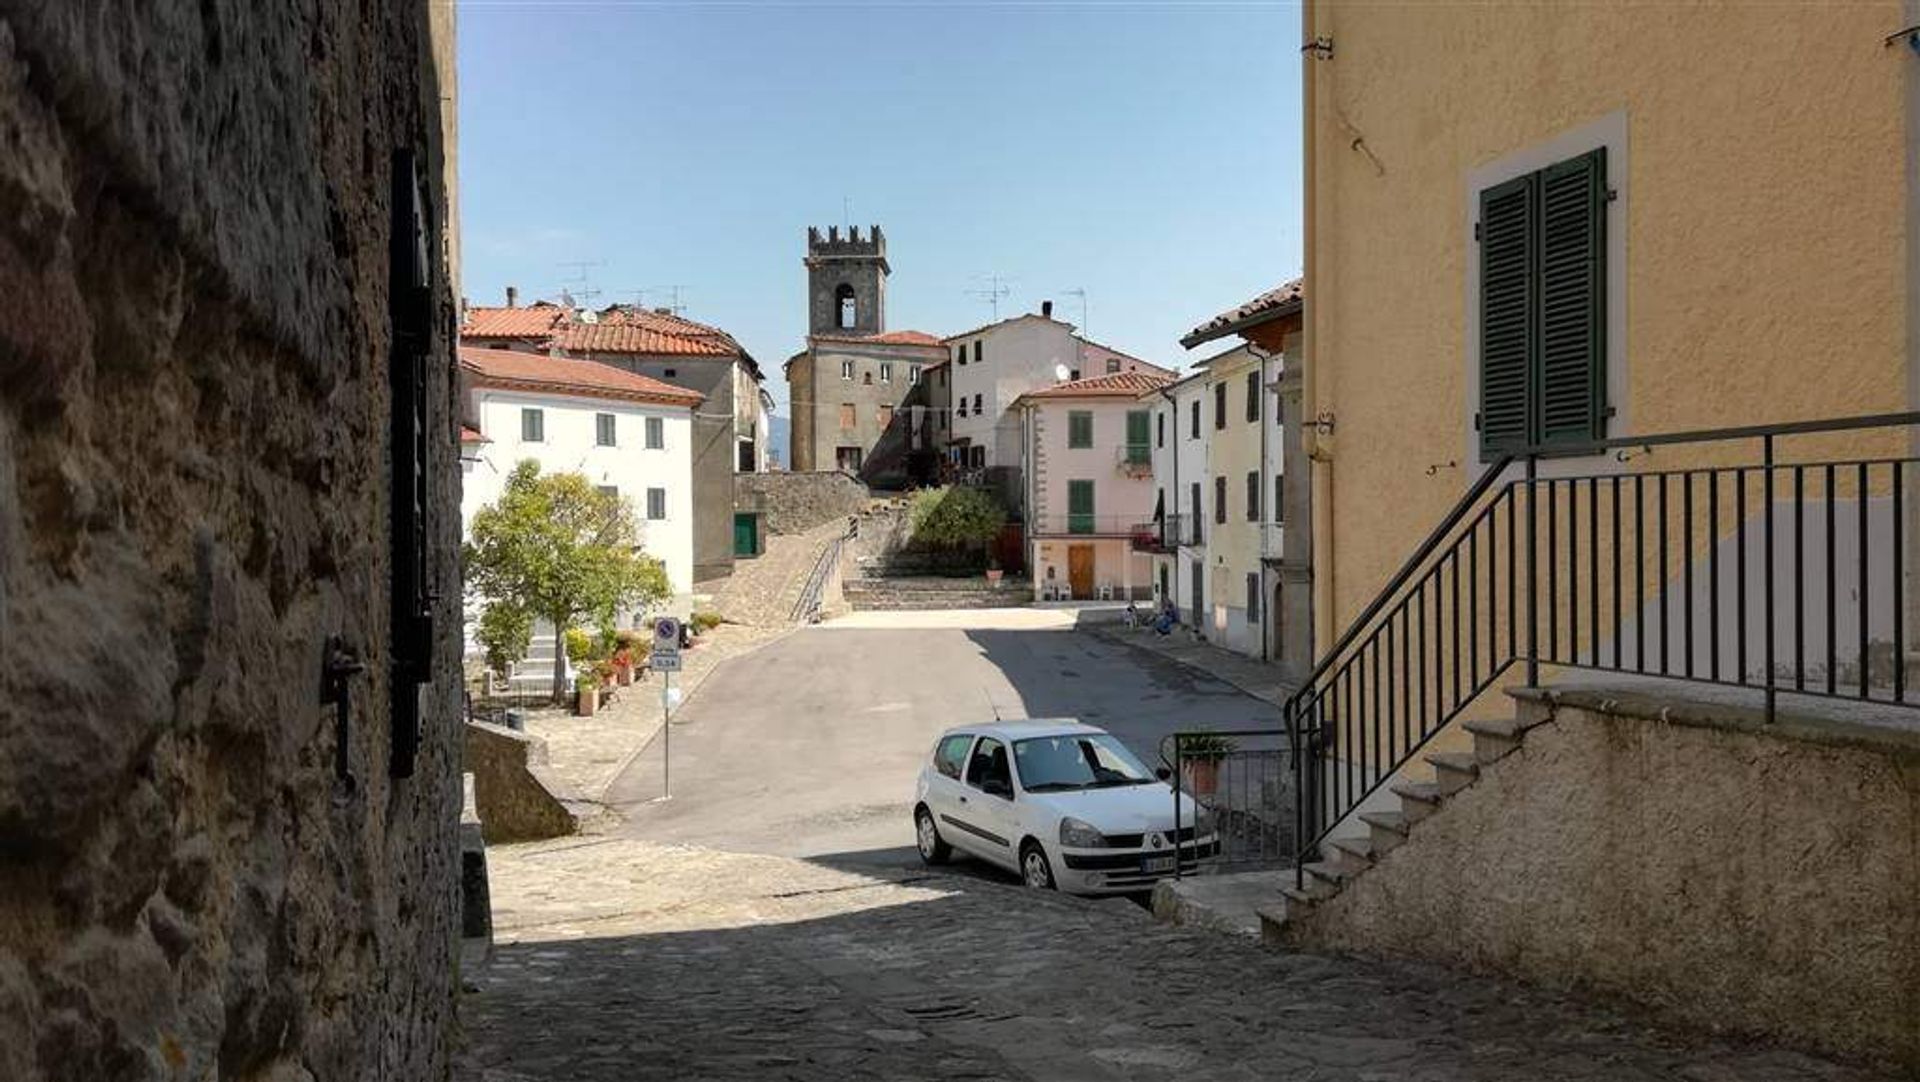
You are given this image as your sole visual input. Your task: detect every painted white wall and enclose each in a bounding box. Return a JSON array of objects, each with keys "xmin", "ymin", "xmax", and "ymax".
[
  {"xmin": 948, "ymin": 316, "xmax": 1166, "ymax": 468},
  {"xmin": 461, "ymin": 387, "xmax": 697, "ymax": 619}
]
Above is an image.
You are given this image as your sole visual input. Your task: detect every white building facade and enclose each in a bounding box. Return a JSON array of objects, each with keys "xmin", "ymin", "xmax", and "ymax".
[
  {"xmin": 1148, "ymin": 368, "xmax": 1213, "ymax": 627},
  {"xmin": 458, "ymin": 346, "xmax": 703, "ymax": 631}
]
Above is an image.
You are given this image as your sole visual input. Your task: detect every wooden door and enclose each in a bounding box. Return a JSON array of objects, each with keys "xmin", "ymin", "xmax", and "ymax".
[{"xmin": 1068, "ymin": 545, "xmax": 1095, "ymax": 599}]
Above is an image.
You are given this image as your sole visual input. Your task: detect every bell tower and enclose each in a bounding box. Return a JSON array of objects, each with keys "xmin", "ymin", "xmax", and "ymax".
[{"xmin": 805, "ymin": 224, "xmax": 888, "ymax": 336}]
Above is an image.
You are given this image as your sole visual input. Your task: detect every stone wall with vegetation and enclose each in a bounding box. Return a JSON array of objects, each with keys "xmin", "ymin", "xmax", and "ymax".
[
  {"xmin": 1282, "ymin": 688, "xmax": 1920, "ymax": 1070},
  {"xmin": 737, "ymin": 471, "xmax": 868, "ymax": 535},
  {"xmin": 0, "ymin": 5, "xmax": 462, "ymax": 1080}
]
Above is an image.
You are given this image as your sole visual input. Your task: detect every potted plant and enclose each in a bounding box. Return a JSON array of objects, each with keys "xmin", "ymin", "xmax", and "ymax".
[
  {"xmin": 1176, "ymin": 733, "xmax": 1236, "ymax": 797},
  {"xmin": 985, "ymin": 555, "xmax": 1004, "ymax": 586},
  {"xmin": 574, "ymin": 672, "xmax": 599, "ymax": 717},
  {"xmin": 595, "ymin": 659, "xmax": 616, "ymax": 690}
]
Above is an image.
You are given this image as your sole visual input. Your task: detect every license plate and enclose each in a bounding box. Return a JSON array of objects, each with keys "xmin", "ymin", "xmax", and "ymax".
[{"xmin": 1141, "ymin": 855, "xmax": 1176, "ymax": 873}]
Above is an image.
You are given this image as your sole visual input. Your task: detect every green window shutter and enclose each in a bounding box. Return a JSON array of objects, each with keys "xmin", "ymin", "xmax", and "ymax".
[
  {"xmin": 1068, "ymin": 411, "xmax": 1093, "ymax": 449},
  {"xmin": 1068, "ymin": 479, "xmax": 1095, "ymax": 534},
  {"xmin": 1478, "ymin": 173, "xmax": 1534, "ymax": 458},
  {"xmin": 1537, "ymin": 147, "xmax": 1607, "ymax": 447},
  {"xmin": 1125, "ymin": 410, "xmax": 1150, "ymax": 463}
]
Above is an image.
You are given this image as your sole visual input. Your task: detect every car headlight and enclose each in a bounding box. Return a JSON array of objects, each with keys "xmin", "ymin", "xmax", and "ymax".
[{"xmin": 1058, "ymin": 816, "xmax": 1108, "ymax": 848}]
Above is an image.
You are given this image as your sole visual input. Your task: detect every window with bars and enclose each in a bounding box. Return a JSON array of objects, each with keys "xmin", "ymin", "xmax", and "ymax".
[{"xmin": 1478, "ymin": 146, "xmax": 1608, "ymax": 457}]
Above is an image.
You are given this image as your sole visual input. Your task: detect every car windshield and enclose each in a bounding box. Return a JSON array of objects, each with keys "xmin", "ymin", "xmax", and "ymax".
[{"xmin": 1012, "ymin": 733, "xmax": 1156, "ymax": 792}]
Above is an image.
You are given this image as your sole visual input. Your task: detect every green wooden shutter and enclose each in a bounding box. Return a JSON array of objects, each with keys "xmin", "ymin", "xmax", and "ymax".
[
  {"xmin": 1125, "ymin": 410, "xmax": 1150, "ymax": 463},
  {"xmin": 1068, "ymin": 479, "xmax": 1095, "ymax": 534},
  {"xmin": 1478, "ymin": 173, "xmax": 1534, "ymax": 457},
  {"xmin": 1068, "ymin": 411, "xmax": 1093, "ymax": 448},
  {"xmin": 1537, "ymin": 147, "xmax": 1607, "ymax": 446}
]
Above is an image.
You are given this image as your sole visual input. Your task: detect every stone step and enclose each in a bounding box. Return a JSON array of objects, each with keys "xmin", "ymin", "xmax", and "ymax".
[
  {"xmin": 1359, "ymin": 810, "xmax": 1408, "ymax": 854},
  {"xmin": 1278, "ymin": 875, "xmax": 1337, "ymax": 905},
  {"xmin": 1327, "ymin": 835, "xmax": 1375, "ymax": 873},
  {"xmin": 1390, "ymin": 780, "xmax": 1442, "ymax": 822},
  {"xmin": 1425, "ymin": 752, "xmax": 1480, "ymax": 795},
  {"xmin": 1463, "ymin": 717, "xmax": 1525, "ymax": 764},
  {"xmin": 1303, "ymin": 859, "xmax": 1354, "ymax": 889}
]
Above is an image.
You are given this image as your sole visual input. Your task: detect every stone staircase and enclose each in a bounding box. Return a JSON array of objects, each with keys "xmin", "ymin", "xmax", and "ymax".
[
  {"xmin": 1263, "ymin": 691, "xmax": 1550, "ymax": 933},
  {"xmin": 843, "ymin": 576, "xmax": 1034, "ymax": 611}
]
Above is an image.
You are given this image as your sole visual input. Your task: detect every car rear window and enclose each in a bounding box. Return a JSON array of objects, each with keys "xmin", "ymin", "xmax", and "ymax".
[{"xmin": 933, "ymin": 734, "xmax": 972, "ymax": 780}]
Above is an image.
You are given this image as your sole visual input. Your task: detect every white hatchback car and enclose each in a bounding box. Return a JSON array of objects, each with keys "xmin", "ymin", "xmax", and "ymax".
[{"xmin": 912, "ymin": 720, "xmax": 1219, "ymax": 894}]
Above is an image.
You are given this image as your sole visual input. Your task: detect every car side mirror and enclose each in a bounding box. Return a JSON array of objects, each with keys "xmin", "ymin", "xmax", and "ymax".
[{"xmin": 1155, "ymin": 766, "xmax": 1171, "ymax": 782}]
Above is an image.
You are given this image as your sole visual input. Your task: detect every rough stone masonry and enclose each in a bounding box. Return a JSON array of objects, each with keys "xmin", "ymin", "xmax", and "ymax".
[{"xmin": 0, "ymin": 3, "xmax": 463, "ymax": 1080}]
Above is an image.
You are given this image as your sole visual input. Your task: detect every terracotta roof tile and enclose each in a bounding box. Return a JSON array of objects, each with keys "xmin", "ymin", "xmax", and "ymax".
[
  {"xmin": 460, "ymin": 425, "xmax": 489, "ymax": 443},
  {"xmin": 459, "ymin": 346, "xmax": 704, "ymax": 408},
  {"xmin": 463, "ymin": 303, "xmax": 570, "ymax": 338},
  {"xmin": 812, "ymin": 329, "xmax": 948, "ymax": 348},
  {"xmin": 1014, "ymin": 370, "xmax": 1173, "ymax": 403},
  {"xmin": 1180, "ymin": 278, "xmax": 1304, "ymax": 348}
]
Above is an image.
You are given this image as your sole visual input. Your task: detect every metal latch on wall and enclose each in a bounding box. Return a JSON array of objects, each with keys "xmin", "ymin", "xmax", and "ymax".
[{"xmin": 321, "ymin": 635, "xmax": 366, "ymax": 803}]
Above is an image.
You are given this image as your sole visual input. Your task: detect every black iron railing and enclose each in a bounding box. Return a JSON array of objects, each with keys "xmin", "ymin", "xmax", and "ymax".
[
  {"xmin": 792, "ymin": 517, "xmax": 858, "ymax": 624},
  {"xmin": 1164, "ymin": 729, "xmax": 1295, "ymax": 873},
  {"xmin": 1286, "ymin": 412, "xmax": 1920, "ymax": 887}
]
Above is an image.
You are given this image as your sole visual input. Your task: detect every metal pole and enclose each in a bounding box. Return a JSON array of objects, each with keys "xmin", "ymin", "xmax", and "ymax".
[{"xmin": 662, "ymin": 669, "xmax": 672, "ymax": 800}]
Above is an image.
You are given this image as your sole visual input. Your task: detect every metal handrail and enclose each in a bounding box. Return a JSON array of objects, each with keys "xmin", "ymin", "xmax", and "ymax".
[
  {"xmin": 791, "ymin": 519, "xmax": 857, "ymax": 624},
  {"xmin": 1286, "ymin": 410, "xmax": 1920, "ymax": 888}
]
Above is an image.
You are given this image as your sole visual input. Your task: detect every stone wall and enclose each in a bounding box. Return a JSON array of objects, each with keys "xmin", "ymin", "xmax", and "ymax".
[
  {"xmin": 737, "ymin": 471, "xmax": 869, "ymax": 535},
  {"xmin": 1281, "ymin": 688, "xmax": 1920, "ymax": 1070},
  {"xmin": 0, "ymin": 5, "xmax": 462, "ymax": 1081},
  {"xmin": 463, "ymin": 723, "xmax": 579, "ymax": 844}
]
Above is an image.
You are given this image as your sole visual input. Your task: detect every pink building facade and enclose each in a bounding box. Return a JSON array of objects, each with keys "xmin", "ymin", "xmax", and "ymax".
[{"xmin": 1014, "ymin": 372, "xmax": 1172, "ymax": 601}]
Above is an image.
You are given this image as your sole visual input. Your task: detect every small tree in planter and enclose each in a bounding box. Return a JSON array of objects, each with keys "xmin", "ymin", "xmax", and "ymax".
[
  {"xmin": 574, "ymin": 672, "xmax": 600, "ymax": 717},
  {"xmin": 908, "ymin": 485, "xmax": 1007, "ymax": 577},
  {"xmin": 1176, "ymin": 733, "xmax": 1237, "ymax": 797}
]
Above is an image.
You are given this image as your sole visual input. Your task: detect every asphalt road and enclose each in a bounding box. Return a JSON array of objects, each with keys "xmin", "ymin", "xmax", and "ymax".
[{"xmin": 604, "ymin": 610, "xmax": 1282, "ymax": 868}]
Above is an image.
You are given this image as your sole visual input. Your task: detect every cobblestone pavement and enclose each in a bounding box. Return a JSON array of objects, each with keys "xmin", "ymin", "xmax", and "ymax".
[
  {"xmin": 704, "ymin": 518, "xmax": 850, "ymax": 628},
  {"xmin": 457, "ymin": 838, "xmax": 1895, "ymax": 1081}
]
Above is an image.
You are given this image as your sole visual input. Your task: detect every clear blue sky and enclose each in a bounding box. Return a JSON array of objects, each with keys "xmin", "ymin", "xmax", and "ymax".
[{"xmin": 458, "ymin": 1, "xmax": 1302, "ymax": 414}]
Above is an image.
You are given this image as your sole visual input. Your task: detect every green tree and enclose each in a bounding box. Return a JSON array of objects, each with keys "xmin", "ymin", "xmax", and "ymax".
[
  {"xmin": 475, "ymin": 601, "xmax": 533, "ymax": 676},
  {"xmin": 466, "ymin": 461, "xmax": 671, "ymax": 700},
  {"xmin": 908, "ymin": 485, "xmax": 1007, "ymax": 552}
]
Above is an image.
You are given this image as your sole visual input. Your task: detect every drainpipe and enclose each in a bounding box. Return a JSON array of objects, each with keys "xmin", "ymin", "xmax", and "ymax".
[
  {"xmin": 1245, "ymin": 343, "xmax": 1275, "ymax": 663},
  {"xmin": 1303, "ymin": 0, "xmax": 1334, "ymax": 667},
  {"xmin": 1907, "ymin": 0, "xmax": 1920, "ymax": 653},
  {"xmin": 1160, "ymin": 384, "xmax": 1180, "ymax": 614}
]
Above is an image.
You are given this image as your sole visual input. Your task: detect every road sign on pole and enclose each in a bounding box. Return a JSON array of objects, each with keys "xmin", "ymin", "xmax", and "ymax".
[{"xmin": 653, "ymin": 616, "xmax": 682, "ymax": 800}]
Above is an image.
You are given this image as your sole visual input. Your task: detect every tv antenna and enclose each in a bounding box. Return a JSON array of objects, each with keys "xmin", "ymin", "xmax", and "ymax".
[
  {"xmin": 556, "ymin": 259, "xmax": 605, "ymax": 308},
  {"xmin": 1061, "ymin": 287, "xmax": 1089, "ymax": 335},
  {"xmin": 966, "ymin": 274, "xmax": 1014, "ymax": 320},
  {"xmin": 645, "ymin": 285, "xmax": 688, "ymax": 316}
]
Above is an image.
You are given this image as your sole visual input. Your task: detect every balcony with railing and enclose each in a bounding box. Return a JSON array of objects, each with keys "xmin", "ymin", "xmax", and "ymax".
[
  {"xmin": 1285, "ymin": 411, "xmax": 1920, "ymax": 889},
  {"xmin": 1130, "ymin": 514, "xmax": 1192, "ymax": 553},
  {"xmin": 1116, "ymin": 442, "xmax": 1153, "ymax": 478},
  {"xmin": 1031, "ymin": 512, "xmax": 1156, "ymax": 538}
]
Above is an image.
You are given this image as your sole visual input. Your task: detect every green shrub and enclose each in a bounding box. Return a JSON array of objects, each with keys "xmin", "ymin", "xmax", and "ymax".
[
  {"xmin": 475, "ymin": 602, "xmax": 532, "ymax": 675},
  {"xmin": 563, "ymin": 627, "xmax": 593, "ymax": 664},
  {"xmin": 1176, "ymin": 733, "xmax": 1238, "ymax": 761},
  {"xmin": 690, "ymin": 611, "xmax": 724, "ymax": 634},
  {"xmin": 908, "ymin": 486, "xmax": 1006, "ymax": 549}
]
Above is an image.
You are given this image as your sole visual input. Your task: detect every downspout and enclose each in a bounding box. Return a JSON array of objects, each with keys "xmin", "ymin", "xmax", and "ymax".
[
  {"xmin": 1906, "ymin": 0, "xmax": 1920, "ymax": 644},
  {"xmin": 1303, "ymin": 0, "xmax": 1334, "ymax": 666},
  {"xmin": 1160, "ymin": 384, "xmax": 1180, "ymax": 611},
  {"xmin": 1247, "ymin": 343, "xmax": 1275, "ymax": 662}
]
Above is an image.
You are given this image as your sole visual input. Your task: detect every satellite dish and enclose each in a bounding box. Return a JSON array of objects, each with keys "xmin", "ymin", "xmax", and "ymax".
[{"xmin": 1053, "ymin": 362, "xmax": 1072, "ymax": 382}]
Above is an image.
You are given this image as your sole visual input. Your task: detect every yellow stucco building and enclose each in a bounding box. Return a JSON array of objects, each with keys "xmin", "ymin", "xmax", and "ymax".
[{"xmin": 1303, "ymin": 1, "xmax": 1915, "ymax": 668}]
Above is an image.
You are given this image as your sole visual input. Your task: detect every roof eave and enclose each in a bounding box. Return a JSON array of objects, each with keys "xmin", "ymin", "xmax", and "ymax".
[{"xmin": 1178, "ymin": 296, "xmax": 1304, "ymax": 350}]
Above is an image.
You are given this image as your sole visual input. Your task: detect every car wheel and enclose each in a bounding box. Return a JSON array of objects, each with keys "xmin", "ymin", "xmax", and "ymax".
[
  {"xmin": 915, "ymin": 807, "xmax": 951, "ymax": 865},
  {"xmin": 1020, "ymin": 841, "xmax": 1055, "ymax": 891}
]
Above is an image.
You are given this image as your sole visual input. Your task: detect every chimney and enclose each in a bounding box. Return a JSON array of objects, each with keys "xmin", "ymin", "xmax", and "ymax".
[
  {"xmin": 1042, "ymin": 300, "xmax": 1054, "ymax": 319},
  {"xmin": 506, "ymin": 285, "xmax": 519, "ymax": 308}
]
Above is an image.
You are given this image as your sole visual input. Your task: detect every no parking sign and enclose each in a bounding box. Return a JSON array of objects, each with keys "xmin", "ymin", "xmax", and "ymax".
[{"xmin": 653, "ymin": 617, "xmax": 682, "ymax": 672}]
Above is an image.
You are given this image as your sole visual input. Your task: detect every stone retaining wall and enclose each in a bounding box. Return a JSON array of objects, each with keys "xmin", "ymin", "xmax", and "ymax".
[
  {"xmin": 736, "ymin": 471, "xmax": 869, "ymax": 535},
  {"xmin": 1281, "ymin": 687, "xmax": 1920, "ymax": 1070},
  {"xmin": 465, "ymin": 723, "xmax": 581, "ymax": 844}
]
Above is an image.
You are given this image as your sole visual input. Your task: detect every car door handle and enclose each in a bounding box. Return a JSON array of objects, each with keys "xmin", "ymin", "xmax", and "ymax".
[{"xmin": 958, "ymin": 795, "xmax": 968, "ymax": 804}]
